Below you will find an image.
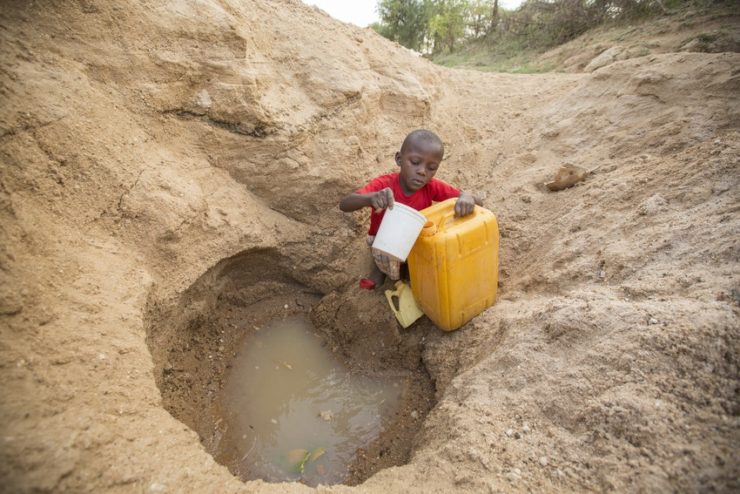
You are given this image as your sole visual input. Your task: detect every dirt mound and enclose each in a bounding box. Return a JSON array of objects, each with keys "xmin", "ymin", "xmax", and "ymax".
[
  {"xmin": 536, "ymin": 6, "xmax": 740, "ymax": 72},
  {"xmin": 1, "ymin": 1, "xmax": 738, "ymax": 493}
]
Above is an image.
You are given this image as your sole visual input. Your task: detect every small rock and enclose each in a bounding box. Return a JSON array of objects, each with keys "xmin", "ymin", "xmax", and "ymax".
[
  {"xmin": 649, "ymin": 318, "xmax": 658, "ymax": 325},
  {"xmin": 319, "ymin": 410, "xmax": 334, "ymax": 421},
  {"xmin": 539, "ymin": 456, "xmax": 549, "ymax": 466},
  {"xmin": 149, "ymin": 483, "xmax": 167, "ymax": 494},
  {"xmin": 505, "ymin": 429, "xmax": 514, "ymax": 437},
  {"xmin": 410, "ymin": 410, "xmax": 419, "ymax": 419},
  {"xmin": 545, "ymin": 164, "xmax": 587, "ymax": 192},
  {"xmin": 637, "ymin": 194, "xmax": 668, "ymax": 216},
  {"xmin": 522, "ymin": 423, "xmax": 531, "ymax": 433},
  {"xmin": 505, "ymin": 467, "xmax": 522, "ymax": 482},
  {"xmin": 284, "ymin": 304, "xmax": 289, "ymax": 309}
]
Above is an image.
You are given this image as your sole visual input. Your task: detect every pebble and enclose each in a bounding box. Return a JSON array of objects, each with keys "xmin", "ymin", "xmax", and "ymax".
[
  {"xmin": 319, "ymin": 410, "xmax": 333, "ymax": 421},
  {"xmin": 505, "ymin": 429, "xmax": 514, "ymax": 437},
  {"xmin": 410, "ymin": 410, "xmax": 419, "ymax": 419},
  {"xmin": 284, "ymin": 304, "xmax": 289, "ymax": 309},
  {"xmin": 506, "ymin": 467, "xmax": 522, "ymax": 482},
  {"xmin": 149, "ymin": 483, "xmax": 166, "ymax": 494},
  {"xmin": 649, "ymin": 318, "xmax": 658, "ymax": 325},
  {"xmin": 539, "ymin": 456, "xmax": 549, "ymax": 466},
  {"xmin": 522, "ymin": 423, "xmax": 531, "ymax": 433}
]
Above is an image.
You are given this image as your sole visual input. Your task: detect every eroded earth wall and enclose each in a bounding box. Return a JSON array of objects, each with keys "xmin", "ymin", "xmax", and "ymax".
[{"xmin": 1, "ymin": 1, "xmax": 738, "ymax": 492}]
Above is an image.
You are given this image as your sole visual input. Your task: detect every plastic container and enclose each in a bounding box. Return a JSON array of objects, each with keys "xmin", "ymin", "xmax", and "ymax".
[
  {"xmin": 372, "ymin": 203, "xmax": 427, "ymax": 261},
  {"xmin": 408, "ymin": 198, "xmax": 499, "ymax": 331},
  {"xmin": 384, "ymin": 281, "xmax": 424, "ymax": 328}
]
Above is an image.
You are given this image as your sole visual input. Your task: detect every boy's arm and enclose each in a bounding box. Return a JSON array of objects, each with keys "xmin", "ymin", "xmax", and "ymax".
[
  {"xmin": 339, "ymin": 187, "xmax": 394, "ymax": 212},
  {"xmin": 454, "ymin": 191, "xmax": 482, "ymax": 217}
]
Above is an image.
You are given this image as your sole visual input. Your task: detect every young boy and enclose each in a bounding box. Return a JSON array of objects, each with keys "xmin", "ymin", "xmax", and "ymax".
[{"xmin": 339, "ymin": 129, "xmax": 480, "ymax": 289}]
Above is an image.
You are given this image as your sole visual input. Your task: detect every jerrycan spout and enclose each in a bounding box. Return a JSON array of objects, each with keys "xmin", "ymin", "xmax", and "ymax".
[{"xmin": 419, "ymin": 220, "xmax": 437, "ymax": 237}]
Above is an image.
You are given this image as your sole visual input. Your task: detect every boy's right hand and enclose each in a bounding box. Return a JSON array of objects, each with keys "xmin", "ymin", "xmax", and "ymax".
[{"xmin": 370, "ymin": 187, "xmax": 394, "ymax": 211}]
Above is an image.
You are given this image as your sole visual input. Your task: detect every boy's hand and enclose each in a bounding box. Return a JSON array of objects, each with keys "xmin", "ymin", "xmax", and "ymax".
[
  {"xmin": 371, "ymin": 188, "xmax": 394, "ymax": 211},
  {"xmin": 455, "ymin": 192, "xmax": 476, "ymax": 216}
]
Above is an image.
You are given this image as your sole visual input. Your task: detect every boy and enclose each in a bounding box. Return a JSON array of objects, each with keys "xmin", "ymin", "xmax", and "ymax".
[{"xmin": 339, "ymin": 129, "xmax": 480, "ymax": 289}]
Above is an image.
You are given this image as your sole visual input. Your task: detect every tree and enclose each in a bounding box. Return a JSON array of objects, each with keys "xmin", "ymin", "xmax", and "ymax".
[
  {"xmin": 428, "ymin": 0, "xmax": 468, "ymax": 53},
  {"xmin": 468, "ymin": 0, "xmax": 493, "ymax": 37},
  {"xmin": 376, "ymin": 0, "xmax": 431, "ymax": 51}
]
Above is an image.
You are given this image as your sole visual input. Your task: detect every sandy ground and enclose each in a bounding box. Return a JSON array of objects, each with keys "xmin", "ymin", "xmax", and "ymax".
[{"xmin": 1, "ymin": 1, "xmax": 738, "ymax": 493}]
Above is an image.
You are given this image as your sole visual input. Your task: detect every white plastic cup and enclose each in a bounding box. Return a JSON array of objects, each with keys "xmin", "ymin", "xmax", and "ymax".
[{"xmin": 372, "ymin": 203, "xmax": 427, "ymax": 261}]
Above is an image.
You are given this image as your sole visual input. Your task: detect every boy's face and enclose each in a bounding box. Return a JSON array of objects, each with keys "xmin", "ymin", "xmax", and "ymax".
[{"xmin": 395, "ymin": 138, "xmax": 444, "ymax": 195}]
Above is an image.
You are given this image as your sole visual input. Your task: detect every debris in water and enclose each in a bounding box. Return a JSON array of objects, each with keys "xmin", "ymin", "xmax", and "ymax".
[
  {"xmin": 287, "ymin": 448, "xmax": 309, "ymax": 465},
  {"xmin": 319, "ymin": 410, "xmax": 334, "ymax": 421},
  {"xmin": 309, "ymin": 447, "xmax": 326, "ymax": 461},
  {"xmin": 297, "ymin": 451, "xmax": 311, "ymax": 473}
]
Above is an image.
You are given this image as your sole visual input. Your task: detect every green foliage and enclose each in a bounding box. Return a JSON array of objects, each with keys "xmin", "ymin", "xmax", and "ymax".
[
  {"xmin": 429, "ymin": 0, "xmax": 469, "ymax": 53},
  {"xmin": 376, "ymin": 0, "xmax": 433, "ymax": 51},
  {"xmin": 373, "ymin": 0, "xmax": 688, "ymax": 60},
  {"xmin": 433, "ymin": 36, "xmax": 555, "ymax": 72}
]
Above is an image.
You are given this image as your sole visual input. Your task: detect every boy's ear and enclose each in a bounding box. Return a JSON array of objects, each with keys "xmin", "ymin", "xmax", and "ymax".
[{"xmin": 394, "ymin": 152, "xmax": 402, "ymax": 167}]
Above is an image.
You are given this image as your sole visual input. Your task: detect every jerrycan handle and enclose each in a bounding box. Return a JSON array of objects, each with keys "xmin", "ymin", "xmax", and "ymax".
[{"xmin": 437, "ymin": 206, "xmax": 477, "ymax": 233}]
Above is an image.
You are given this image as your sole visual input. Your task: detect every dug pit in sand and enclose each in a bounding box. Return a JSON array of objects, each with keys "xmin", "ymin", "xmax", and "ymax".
[{"xmin": 145, "ymin": 248, "xmax": 436, "ymax": 486}]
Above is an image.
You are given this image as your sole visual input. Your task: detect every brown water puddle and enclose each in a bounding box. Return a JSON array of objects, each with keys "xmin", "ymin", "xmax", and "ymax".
[{"xmin": 217, "ymin": 315, "xmax": 406, "ymax": 486}]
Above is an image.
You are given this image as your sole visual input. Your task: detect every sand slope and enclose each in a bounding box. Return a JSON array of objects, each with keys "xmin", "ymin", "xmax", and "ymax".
[{"xmin": 0, "ymin": 1, "xmax": 738, "ymax": 492}]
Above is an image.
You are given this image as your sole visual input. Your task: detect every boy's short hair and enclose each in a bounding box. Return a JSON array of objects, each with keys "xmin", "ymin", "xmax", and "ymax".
[{"xmin": 401, "ymin": 129, "xmax": 444, "ymax": 156}]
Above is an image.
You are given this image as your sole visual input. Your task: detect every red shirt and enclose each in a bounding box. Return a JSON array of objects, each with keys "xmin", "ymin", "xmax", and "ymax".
[{"xmin": 356, "ymin": 172, "xmax": 460, "ymax": 235}]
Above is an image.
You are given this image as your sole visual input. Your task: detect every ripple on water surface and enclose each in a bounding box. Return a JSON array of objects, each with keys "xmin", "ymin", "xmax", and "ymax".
[{"xmin": 220, "ymin": 315, "xmax": 404, "ymax": 486}]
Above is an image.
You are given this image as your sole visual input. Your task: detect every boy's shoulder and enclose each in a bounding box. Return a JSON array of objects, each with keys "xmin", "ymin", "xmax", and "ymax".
[
  {"xmin": 373, "ymin": 171, "xmax": 399, "ymax": 180},
  {"xmin": 358, "ymin": 172, "xmax": 399, "ymax": 193},
  {"xmin": 367, "ymin": 172, "xmax": 399, "ymax": 186}
]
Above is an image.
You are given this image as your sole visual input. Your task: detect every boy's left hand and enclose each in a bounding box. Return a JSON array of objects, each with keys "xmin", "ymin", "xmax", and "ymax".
[{"xmin": 455, "ymin": 192, "xmax": 476, "ymax": 216}]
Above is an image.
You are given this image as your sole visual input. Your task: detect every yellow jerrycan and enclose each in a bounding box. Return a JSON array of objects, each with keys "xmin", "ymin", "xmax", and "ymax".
[{"xmin": 408, "ymin": 198, "xmax": 499, "ymax": 331}]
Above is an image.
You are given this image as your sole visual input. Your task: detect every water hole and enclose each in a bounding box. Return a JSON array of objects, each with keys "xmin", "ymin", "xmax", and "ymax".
[
  {"xmin": 219, "ymin": 314, "xmax": 405, "ymax": 485},
  {"xmin": 146, "ymin": 249, "xmax": 436, "ymax": 486}
]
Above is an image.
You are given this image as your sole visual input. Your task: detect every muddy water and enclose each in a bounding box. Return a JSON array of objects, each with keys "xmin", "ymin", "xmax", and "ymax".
[{"xmin": 219, "ymin": 315, "xmax": 405, "ymax": 486}]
